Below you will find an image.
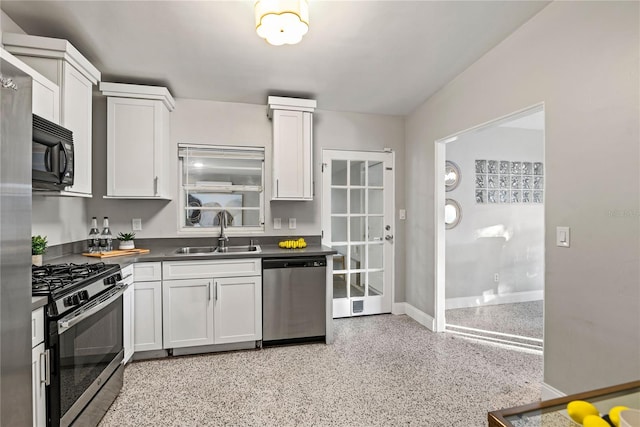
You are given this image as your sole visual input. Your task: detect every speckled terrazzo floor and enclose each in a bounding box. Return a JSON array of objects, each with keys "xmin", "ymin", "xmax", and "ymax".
[
  {"xmin": 446, "ymin": 301, "xmax": 544, "ymax": 340},
  {"xmin": 99, "ymin": 314, "xmax": 542, "ymax": 427}
]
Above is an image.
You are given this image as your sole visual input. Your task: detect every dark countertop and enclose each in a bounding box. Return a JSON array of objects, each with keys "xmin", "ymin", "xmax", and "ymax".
[
  {"xmin": 45, "ymin": 243, "xmax": 336, "ymax": 268},
  {"xmin": 32, "ymin": 296, "xmax": 48, "ymax": 311}
]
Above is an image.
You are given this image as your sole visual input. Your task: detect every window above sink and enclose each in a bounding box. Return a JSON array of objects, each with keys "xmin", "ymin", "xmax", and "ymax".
[{"xmin": 178, "ymin": 144, "xmax": 265, "ymax": 234}]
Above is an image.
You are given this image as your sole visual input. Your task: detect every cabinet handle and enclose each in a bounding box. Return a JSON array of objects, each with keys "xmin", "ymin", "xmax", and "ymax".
[
  {"xmin": 154, "ymin": 176, "xmax": 158, "ymax": 196},
  {"xmin": 41, "ymin": 349, "xmax": 50, "ymax": 385},
  {"xmin": 276, "ymin": 179, "xmax": 279, "ymax": 197},
  {"xmin": 215, "ymin": 281, "xmax": 218, "ymax": 301},
  {"xmin": 208, "ymin": 282, "xmax": 211, "ymax": 301}
]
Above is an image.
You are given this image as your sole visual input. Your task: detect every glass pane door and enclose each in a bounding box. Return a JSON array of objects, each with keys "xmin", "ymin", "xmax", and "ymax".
[{"xmin": 322, "ymin": 151, "xmax": 393, "ymax": 318}]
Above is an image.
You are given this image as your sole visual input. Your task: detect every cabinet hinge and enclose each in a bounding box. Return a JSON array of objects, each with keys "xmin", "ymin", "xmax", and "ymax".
[
  {"xmin": 321, "ymin": 230, "xmax": 324, "ymax": 239},
  {"xmin": 321, "ymin": 162, "xmax": 327, "ymax": 172}
]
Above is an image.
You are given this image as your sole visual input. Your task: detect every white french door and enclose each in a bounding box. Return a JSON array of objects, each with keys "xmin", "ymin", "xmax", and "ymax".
[{"xmin": 322, "ymin": 150, "xmax": 394, "ymax": 318}]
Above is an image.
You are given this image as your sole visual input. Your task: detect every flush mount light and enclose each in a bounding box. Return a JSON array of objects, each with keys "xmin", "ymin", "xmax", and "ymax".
[{"xmin": 255, "ymin": 0, "xmax": 309, "ymax": 46}]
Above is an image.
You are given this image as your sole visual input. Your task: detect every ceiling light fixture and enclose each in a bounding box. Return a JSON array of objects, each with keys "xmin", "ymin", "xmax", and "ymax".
[{"xmin": 255, "ymin": 0, "xmax": 309, "ymax": 46}]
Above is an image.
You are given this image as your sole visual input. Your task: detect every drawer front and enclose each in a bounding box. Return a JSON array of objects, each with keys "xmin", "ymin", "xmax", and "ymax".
[
  {"xmin": 163, "ymin": 258, "xmax": 261, "ymax": 280},
  {"xmin": 134, "ymin": 262, "xmax": 162, "ymax": 282},
  {"xmin": 31, "ymin": 307, "xmax": 44, "ymax": 348}
]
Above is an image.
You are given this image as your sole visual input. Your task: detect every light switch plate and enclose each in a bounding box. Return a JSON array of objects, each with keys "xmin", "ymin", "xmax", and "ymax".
[
  {"xmin": 273, "ymin": 218, "xmax": 281, "ymax": 230},
  {"xmin": 132, "ymin": 218, "xmax": 142, "ymax": 231},
  {"xmin": 289, "ymin": 218, "xmax": 296, "ymax": 229},
  {"xmin": 399, "ymin": 209, "xmax": 406, "ymax": 220},
  {"xmin": 556, "ymin": 226, "xmax": 570, "ymax": 247}
]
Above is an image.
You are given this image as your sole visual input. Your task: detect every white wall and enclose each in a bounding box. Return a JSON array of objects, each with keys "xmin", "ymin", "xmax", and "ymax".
[
  {"xmin": 87, "ymin": 98, "xmax": 407, "ymax": 301},
  {"xmin": 406, "ymin": 1, "xmax": 639, "ymax": 394},
  {"xmin": 445, "ymin": 126, "xmax": 544, "ymax": 307}
]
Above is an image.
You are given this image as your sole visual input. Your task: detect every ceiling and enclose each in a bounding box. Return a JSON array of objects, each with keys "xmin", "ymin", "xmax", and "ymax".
[{"xmin": 1, "ymin": 1, "xmax": 549, "ymax": 116}]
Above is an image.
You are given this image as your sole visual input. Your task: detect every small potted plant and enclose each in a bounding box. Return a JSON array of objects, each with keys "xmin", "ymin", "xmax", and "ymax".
[
  {"xmin": 117, "ymin": 232, "xmax": 136, "ymax": 250},
  {"xmin": 32, "ymin": 235, "xmax": 47, "ymax": 266}
]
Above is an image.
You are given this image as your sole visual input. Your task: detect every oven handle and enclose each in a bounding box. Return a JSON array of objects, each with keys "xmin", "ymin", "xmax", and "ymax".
[{"xmin": 58, "ymin": 287, "xmax": 125, "ymax": 335}]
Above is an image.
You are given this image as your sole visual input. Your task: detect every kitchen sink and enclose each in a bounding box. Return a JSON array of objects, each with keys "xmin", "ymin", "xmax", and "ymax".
[
  {"xmin": 173, "ymin": 245, "xmax": 261, "ymax": 255},
  {"xmin": 215, "ymin": 245, "xmax": 261, "ymax": 254},
  {"xmin": 174, "ymin": 246, "xmax": 217, "ymax": 255}
]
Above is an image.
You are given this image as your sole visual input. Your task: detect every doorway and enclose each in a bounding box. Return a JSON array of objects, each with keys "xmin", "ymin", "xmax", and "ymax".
[
  {"xmin": 435, "ymin": 105, "xmax": 545, "ymax": 351},
  {"xmin": 322, "ymin": 150, "xmax": 395, "ymax": 318}
]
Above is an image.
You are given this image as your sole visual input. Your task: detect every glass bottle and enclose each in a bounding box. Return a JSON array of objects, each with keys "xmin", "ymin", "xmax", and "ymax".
[
  {"xmin": 88, "ymin": 217, "xmax": 100, "ymax": 253},
  {"xmin": 99, "ymin": 217, "xmax": 113, "ymax": 252}
]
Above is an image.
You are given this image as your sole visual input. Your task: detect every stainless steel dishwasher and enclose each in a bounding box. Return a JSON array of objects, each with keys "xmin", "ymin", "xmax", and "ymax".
[{"xmin": 262, "ymin": 256, "xmax": 327, "ymax": 344}]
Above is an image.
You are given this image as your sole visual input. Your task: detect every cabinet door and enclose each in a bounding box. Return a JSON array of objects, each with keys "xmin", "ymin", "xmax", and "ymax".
[
  {"xmin": 214, "ymin": 276, "xmax": 262, "ymax": 344},
  {"xmin": 32, "ymin": 343, "xmax": 46, "ymax": 427},
  {"xmin": 106, "ymin": 97, "xmax": 168, "ymax": 198},
  {"xmin": 163, "ymin": 279, "xmax": 214, "ymax": 349},
  {"xmin": 32, "ymin": 74, "xmax": 60, "ymax": 123},
  {"xmin": 123, "ymin": 284, "xmax": 135, "ymax": 363},
  {"xmin": 133, "ymin": 281, "xmax": 163, "ymax": 352},
  {"xmin": 61, "ymin": 64, "xmax": 93, "ymax": 195},
  {"xmin": 272, "ymin": 109, "xmax": 312, "ymax": 200}
]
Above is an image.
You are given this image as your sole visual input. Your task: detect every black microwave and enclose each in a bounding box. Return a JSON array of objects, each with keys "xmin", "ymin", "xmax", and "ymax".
[{"xmin": 32, "ymin": 114, "xmax": 74, "ymax": 190}]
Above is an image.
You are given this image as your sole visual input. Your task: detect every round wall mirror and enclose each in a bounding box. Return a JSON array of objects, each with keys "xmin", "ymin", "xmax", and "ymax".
[
  {"xmin": 445, "ymin": 161, "xmax": 461, "ymax": 191},
  {"xmin": 444, "ymin": 198, "xmax": 462, "ymax": 229}
]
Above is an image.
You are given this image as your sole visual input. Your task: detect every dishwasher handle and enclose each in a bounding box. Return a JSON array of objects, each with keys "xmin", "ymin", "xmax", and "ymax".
[{"xmin": 263, "ymin": 257, "xmax": 327, "ymax": 269}]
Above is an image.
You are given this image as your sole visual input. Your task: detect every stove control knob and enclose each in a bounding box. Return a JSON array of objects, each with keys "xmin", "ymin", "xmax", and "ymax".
[
  {"xmin": 78, "ymin": 290, "xmax": 89, "ymax": 302},
  {"xmin": 104, "ymin": 276, "xmax": 115, "ymax": 286},
  {"xmin": 64, "ymin": 294, "xmax": 80, "ymax": 307}
]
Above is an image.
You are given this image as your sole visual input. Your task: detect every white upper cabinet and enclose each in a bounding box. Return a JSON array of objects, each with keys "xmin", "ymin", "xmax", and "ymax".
[
  {"xmin": 268, "ymin": 96, "xmax": 316, "ymax": 201},
  {"xmin": 0, "ymin": 48, "xmax": 60, "ymax": 123},
  {"xmin": 3, "ymin": 33, "xmax": 100, "ymax": 197},
  {"xmin": 100, "ymin": 82, "xmax": 175, "ymax": 199}
]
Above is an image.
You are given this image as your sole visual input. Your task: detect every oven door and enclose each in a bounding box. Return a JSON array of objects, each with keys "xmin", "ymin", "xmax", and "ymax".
[{"xmin": 54, "ymin": 287, "xmax": 124, "ymax": 427}]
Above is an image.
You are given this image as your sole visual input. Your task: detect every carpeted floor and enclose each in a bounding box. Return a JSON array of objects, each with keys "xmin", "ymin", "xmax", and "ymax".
[
  {"xmin": 99, "ymin": 314, "xmax": 542, "ymax": 426},
  {"xmin": 446, "ymin": 301, "xmax": 544, "ymax": 340}
]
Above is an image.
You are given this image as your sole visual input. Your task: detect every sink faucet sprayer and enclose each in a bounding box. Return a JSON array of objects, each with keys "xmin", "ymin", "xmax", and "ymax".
[{"xmin": 217, "ymin": 210, "xmax": 231, "ymax": 252}]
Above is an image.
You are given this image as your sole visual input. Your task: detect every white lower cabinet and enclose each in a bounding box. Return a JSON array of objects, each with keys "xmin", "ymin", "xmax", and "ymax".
[
  {"xmin": 133, "ymin": 262, "xmax": 163, "ymax": 353},
  {"xmin": 121, "ymin": 264, "xmax": 135, "ymax": 363},
  {"xmin": 162, "ymin": 259, "xmax": 262, "ymax": 349},
  {"xmin": 31, "ymin": 307, "xmax": 46, "ymax": 427},
  {"xmin": 133, "ymin": 281, "xmax": 163, "ymax": 352},
  {"xmin": 162, "ymin": 279, "xmax": 214, "ymax": 349},
  {"xmin": 32, "ymin": 343, "xmax": 46, "ymax": 427},
  {"xmin": 214, "ymin": 276, "xmax": 262, "ymax": 344}
]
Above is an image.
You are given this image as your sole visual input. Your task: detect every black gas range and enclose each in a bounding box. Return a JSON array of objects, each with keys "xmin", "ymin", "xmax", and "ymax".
[
  {"xmin": 32, "ymin": 262, "xmax": 125, "ymax": 427},
  {"xmin": 33, "ymin": 262, "xmax": 123, "ymax": 316}
]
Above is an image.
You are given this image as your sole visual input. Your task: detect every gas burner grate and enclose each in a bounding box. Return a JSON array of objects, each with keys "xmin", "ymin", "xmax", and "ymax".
[{"xmin": 32, "ymin": 262, "xmax": 116, "ymax": 295}]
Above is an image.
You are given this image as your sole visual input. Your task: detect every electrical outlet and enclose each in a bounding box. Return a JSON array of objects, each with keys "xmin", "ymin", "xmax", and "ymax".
[
  {"xmin": 289, "ymin": 218, "xmax": 296, "ymax": 229},
  {"xmin": 494, "ymin": 273, "xmax": 499, "ymax": 283},
  {"xmin": 132, "ymin": 218, "xmax": 142, "ymax": 231},
  {"xmin": 273, "ymin": 218, "xmax": 281, "ymax": 230}
]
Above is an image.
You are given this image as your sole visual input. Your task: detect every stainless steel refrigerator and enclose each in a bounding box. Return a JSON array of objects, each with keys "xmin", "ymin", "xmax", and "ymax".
[{"xmin": 1, "ymin": 56, "xmax": 33, "ymax": 425}]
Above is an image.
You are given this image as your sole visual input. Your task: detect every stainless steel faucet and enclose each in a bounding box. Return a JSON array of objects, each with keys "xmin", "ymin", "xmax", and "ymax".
[{"xmin": 217, "ymin": 210, "xmax": 230, "ymax": 252}]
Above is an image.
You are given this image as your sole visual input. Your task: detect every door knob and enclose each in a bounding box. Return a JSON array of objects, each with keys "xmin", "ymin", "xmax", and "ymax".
[{"xmin": 385, "ymin": 235, "xmax": 394, "ymax": 241}]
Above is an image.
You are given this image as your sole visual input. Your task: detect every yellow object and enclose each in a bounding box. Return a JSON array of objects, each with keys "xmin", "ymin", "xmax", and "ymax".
[
  {"xmin": 567, "ymin": 401, "xmax": 600, "ymax": 424},
  {"xmin": 279, "ymin": 238, "xmax": 307, "ymax": 249},
  {"xmin": 610, "ymin": 406, "xmax": 630, "ymax": 427},
  {"xmin": 583, "ymin": 415, "xmax": 611, "ymax": 427}
]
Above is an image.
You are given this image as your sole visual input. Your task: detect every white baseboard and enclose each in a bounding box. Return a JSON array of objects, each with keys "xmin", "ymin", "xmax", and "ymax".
[
  {"xmin": 541, "ymin": 382, "xmax": 566, "ymax": 400},
  {"xmin": 392, "ymin": 302, "xmax": 406, "ymax": 315},
  {"xmin": 446, "ymin": 290, "xmax": 544, "ymax": 310},
  {"xmin": 403, "ymin": 303, "xmax": 436, "ymax": 332}
]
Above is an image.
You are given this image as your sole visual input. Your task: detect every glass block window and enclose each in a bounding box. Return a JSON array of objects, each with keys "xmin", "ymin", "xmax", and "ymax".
[
  {"xmin": 475, "ymin": 159, "xmax": 543, "ymax": 204},
  {"xmin": 178, "ymin": 144, "xmax": 265, "ymax": 232}
]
